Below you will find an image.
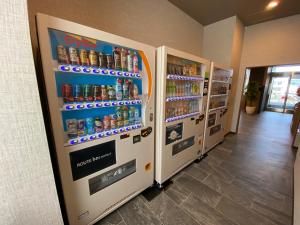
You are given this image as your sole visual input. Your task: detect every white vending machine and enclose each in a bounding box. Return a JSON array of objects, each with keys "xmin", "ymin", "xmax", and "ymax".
[
  {"xmin": 36, "ymin": 14, "xmax": 155, "ymax": 225},
  {"xmin": 155, "ymin": 46, "xmax": 209, "ymax": 186},
  {"xmin": 203, "ymin": 62, "xmax": 233, "ymax": 154}
]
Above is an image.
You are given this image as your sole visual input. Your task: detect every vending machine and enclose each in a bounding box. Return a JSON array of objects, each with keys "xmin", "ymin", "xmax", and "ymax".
[
  {"xmin": 36, "ymin": 14, "xmax": 155, "ymax": 225},
  {"xmin": 155, "ymin": 46, "xmax": 209, "ymax": 186},
  {"xmin": 203, "ymin": 62, "xmax": 233, "ymax": 154}
]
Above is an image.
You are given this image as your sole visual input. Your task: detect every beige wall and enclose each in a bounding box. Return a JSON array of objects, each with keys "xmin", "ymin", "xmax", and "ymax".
[
  {"xmin": 203, "ymin": 16, "xmax": 236, "ymax": 65},
  {"xmin": 28, "ymin": 0, "xmax": 203, "ymax": 58},
  {"xmin": 0, "ymin": 0, "xmax": 63, "ymax": 224},
  {"xmin": 203, "ymin": 16, "xmax": 245, "ymax": 133},
  {"xmin": 232, "ymin": 14, "xmax": 300, "ymax": 131}
]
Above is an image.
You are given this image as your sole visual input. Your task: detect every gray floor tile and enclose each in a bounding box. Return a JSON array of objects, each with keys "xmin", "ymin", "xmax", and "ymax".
[
  {"xmin": 148, "ymin": 192, "xmax": 199, "ymax": 225},
  {"xmin": 118, "ymin": 197, "xmax": 162, "ymax": 225},
  {"xmin": 183, "ymin": 164, "xmax": 210, "ymax": 181},
  {"xmin": 202, "ymin": 173, "xmax": 230, "ymax": 194},
  {"xmin": 182, "ymin": 194, "xmax": 236, "ymax": 225},
  {"xmin": 216, "ymin": 197, "xmax": 278, "ymax": 225},
  {"xmin": 176, "ymin": 174, "xmax": 222, "ymax": 207},
  {"xmin": 164, "ymin": 182, "xmax": 191, "ymax": 205}
]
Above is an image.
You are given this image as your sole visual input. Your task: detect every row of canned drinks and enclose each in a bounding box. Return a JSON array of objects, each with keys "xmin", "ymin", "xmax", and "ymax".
[
  {"xmin": 62, "ymin": 78, "xmax": 139, "ymax": 103},
  {"xmin": 57, "ymin": 45, "xmax": 139, "ymax": 72},
  {"xmin": 66, "ymin": 106, "xmax": 140, "ymax": 138}
]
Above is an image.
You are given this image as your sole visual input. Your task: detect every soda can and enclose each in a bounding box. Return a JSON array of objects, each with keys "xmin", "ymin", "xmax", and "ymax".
[
  {"xmin": 106, "ymin": 54, "xmax": 113, "ymax": 69},
  {"xmin": 94, "ymin": 117, "xmax": 103, "ymax": 133},
  {"xmin": 89, "ymin": 50, "xmax": 98, "ymax": 67},
  {"xmin": 77, "ymin": 119, "xmax": 86, "ymax": 136},
  {"xmin": 74, "ymin": 84, "xmax": 84, "ymax": 102},
  {"xmin": 80, "ymin": 49, "xmax": 89, "ymax": 66},
  {"xmin": 92, "ymin": 85, "xmax": 101, "ymax": 101},
  {"xmin": 57, "ymin": 45, "xmax": 69, "ymax": 64},
  {"xmin": 103, "ymin": 116, "xmax": 111, "ymax": 130},
  {"xmin": 83, "ymin": 84, "xmax": 93, "ymax": 101},
  {"xmin": 62, "ymin": 84, "xmax": 74, "ymax": 103},
  {"xmin": 98, "ymin": 52, "xmax": 107, "ymax": 68},
  {"xmin": 86, "ymin": 117, "xmax": 94, "ymax": 134},
  {"xmin": 66, "ymin": 119, "xmax": 77, "ymax": 138},
  {"xmin": 69, "ymin": 47, "xmax": 79, "ymax": 65}
]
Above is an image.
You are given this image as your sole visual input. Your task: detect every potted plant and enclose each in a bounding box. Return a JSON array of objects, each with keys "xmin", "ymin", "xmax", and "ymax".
[{"xmin": 245, "ymin": 81, "xmax": 259, "ymax": 114}]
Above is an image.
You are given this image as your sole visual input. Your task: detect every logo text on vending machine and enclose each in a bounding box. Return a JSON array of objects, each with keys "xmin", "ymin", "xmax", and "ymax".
[{"xmin": 64, "ymin": 35, "xmax": 96, "ymax": 48}]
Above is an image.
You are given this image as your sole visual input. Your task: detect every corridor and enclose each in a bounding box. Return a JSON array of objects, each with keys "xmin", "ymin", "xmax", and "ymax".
[{"xmin": 97, "ymin": 111, "xmax": 295, "ymax": 225}]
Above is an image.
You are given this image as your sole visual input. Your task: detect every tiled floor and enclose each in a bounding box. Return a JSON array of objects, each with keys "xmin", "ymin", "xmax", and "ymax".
[{"xmin": 96, "ymin": 111, "xmax": 296, "ymax": 225}]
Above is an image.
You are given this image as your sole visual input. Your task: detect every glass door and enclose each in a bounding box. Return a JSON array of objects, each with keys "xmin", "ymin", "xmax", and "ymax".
[
  {"xmin": 266, "ymin": 72, "xmax": 300, "ymax": 113},
  {"xmin": 286, "ymin": 74, "xmax": 300, "ymax": 111}
]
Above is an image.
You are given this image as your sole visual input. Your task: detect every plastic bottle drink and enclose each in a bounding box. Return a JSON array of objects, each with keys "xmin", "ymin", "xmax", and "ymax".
[
  {"xmin": 86, "ymin": 117, "xmax": 94, "ymax": 134},
  {"xmin": 94, "ymin": 117, "xmax": 103, "ymax": 133},
  {"xmin": 129, "ymin": 107, "xmax": 135, "ymax": 125},
  {"xmin": 134, "ymin": 107, "xmax": 140, "ymax": 124},
  {"xmin": 116, "ymin": 78, "xmax": 123, "ymax": 100},
  {"xmin": 113, "ymin": 47, "xmax": 121, "ymax": 70},
  {"xmin": 127, "ymin": 50, "xmax": 133, "ymax": 72},
  {"xmin": 123, "ymin": 106, "xmax": 129, "ymax": 126},
  {"xmin": 121, "ymin": 48, "xmax": 128, "ymax": 71},
  {"xmin": 133, "ymin": 84, "xmax": 139, "ymax": 99},
  {"xmin": 133, "ymin": 51, "xmax": 139, "ymax": 73},
  {"xmin": 123, "ymin": 79, "xmax": 129, "ymax": 100}
]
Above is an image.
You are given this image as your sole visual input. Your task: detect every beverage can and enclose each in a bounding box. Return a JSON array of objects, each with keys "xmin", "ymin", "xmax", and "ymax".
[
  {"xmin": 62, "ymin": 84, "xmax": 74, "ymax": 102},
  {"xmin": 69, "ymin": 47, "xmax": 79, "ymax": 65},
  {"xmin": 121, "ymin": 48, "xmax": 128, "ymax": 71},
  {"xmin": 113, "ymin": 47, "xmax": 121, "ymax": 70},
  {"xmin": 83, "ymin": 84, "xmax": 93, "ymax": 101},
  {"xmin": 80, "ymin": 49, "xmax": 89, "ymax": 66},
  {"xmin": 94, "ymin": 117, "xmax": 103, "ymax": 133},
  {"xmin": 108, "ymin": 85, "xmax": 116, "ymax": 100},
  {"xmin": 92, "ymin": 85, "xmax": 101, "ymax": 101},
  {"xmin": 106, "ymin": 54, "xmax": 113, "ymax": 69},
  {"xmin": 57, "ymin": 45, "xmax": 69, "ymax": 64},
  {"xmin": 86, "ymin": 117, "xmax": 94, "ymax": 134},
  {"xmin": 74, "ymin": 84, "xmax": 84, "ymax": 102},
  {"xmin": 103, "ymin": 116, "xmax": 111, "ymax": 130},
  {"xmin": 123, "ymin": 79, "xmax": 129, "ymax": 100},
  {"xmin": 98, "ymin": 52, "xmax": 107, "ymax": 68},
  {"xmin": 66, "ymin": 119, "xmax": 77, "ymax": 138},
  {"xmin": 101, "ymin": 85, "xmax": 108, "ymax": 100},
  {"xmin": 127, "ymin": 50, "xmax": 133, "ymax": 72},
  {"xmin": 77, "ymin": 119, "xmax": 86, "ymax": 136},
  {"xmin": 89, "ymin": 50, "xmax": 98, "ymax": 67},
  {"xmin": 116, "ymin": 78, "xmax": 123, "ymax": 101}
]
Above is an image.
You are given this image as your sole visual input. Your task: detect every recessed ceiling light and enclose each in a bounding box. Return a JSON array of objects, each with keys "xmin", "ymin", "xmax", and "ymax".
[{"xmin": 266, "ymin": 0, "xmax": 279, "ymax": 10}]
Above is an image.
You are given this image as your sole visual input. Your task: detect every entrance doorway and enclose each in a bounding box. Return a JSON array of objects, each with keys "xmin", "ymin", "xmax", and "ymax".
[{"xmin": 266, "ymin": 72, "xmax": 300, "ymax": 113}]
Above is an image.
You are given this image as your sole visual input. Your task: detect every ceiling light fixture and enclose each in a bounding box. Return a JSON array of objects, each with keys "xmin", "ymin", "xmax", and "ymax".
[{"xmin": 266, "ymin": 0, "xmax": 279, "ymax": 10}]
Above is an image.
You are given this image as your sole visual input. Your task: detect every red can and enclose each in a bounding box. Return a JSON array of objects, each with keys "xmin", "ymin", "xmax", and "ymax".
[{"xmin": 62, "ymin": 84, "xmax": 74, "ymax": 102}]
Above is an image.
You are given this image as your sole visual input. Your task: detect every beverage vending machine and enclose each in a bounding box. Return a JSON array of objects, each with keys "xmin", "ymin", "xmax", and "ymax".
[
  {"xmin": 155, "ymin": 46, "xmax": 209, "ymax": 186},
  {"xmin": 203, "ymin": 62, "xmax": 233, "ymax": 154},
  {"xmin": 36, "ymin": 14, "xmax": 155, "ymax": 225}
]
